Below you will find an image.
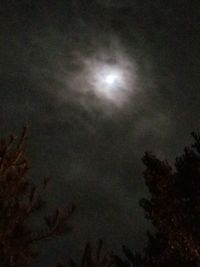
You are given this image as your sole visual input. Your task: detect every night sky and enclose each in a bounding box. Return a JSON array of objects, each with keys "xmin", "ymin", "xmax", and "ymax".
[{"xmin": 0, "ymin": 1, "xmax": 199, "ymax": 266}]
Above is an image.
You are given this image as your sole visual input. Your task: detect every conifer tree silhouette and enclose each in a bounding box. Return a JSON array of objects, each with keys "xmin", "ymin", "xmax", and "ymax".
[{"xmin": 118, "ymin": 133, "xmax": 200, "ymax": 267}]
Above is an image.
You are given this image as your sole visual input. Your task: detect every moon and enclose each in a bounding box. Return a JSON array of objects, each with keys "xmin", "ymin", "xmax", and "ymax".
[
  {"xmin": 104, "ymin": 72, "xmax": 120, "ymax": 85},
  {"xmin": 90, "ymin": 64, "xmax": 127, "ymax": 102},
  {"xmin": 97, "ymin": 67, "xmax": 123, "ymax": 89}
]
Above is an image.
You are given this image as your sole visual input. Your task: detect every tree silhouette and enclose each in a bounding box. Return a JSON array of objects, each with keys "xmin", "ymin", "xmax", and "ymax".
[
  {"xmin": 7, "ymin": 127, "xmax": 200, "ymax": 266},
  {"xmin": 58, "ymin": 240, "xmax": 114, "ymax": 267},
  {"xmin": 118, "ymin": 132, "xmax": 200, "ymax": 266},
  {"xmin": 0, "ymin": 126, "xmax": 74, "ymax": 267}
]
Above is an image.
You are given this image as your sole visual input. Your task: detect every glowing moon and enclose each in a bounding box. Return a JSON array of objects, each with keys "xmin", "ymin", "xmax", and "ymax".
[
  {"xmin": 91, "ymin": 64, "xmax": 126, "ymax": 102},
  {"xmin": 105, "ymin": 74, "xmax": 116, "ymax": 84},
  {"xmin": 104, "ymin": 73, "xmax": 119, "ymax": 85},
  {"xmin": 96, "ymin": 66, "xmax": 123, "ymax": 87}
]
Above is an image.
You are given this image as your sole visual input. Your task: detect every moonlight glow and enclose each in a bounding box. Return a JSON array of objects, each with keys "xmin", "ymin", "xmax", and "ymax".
[
  {"xmin": 104, "ymin": 72, "xmax": 120, "ymax": 86},
  {"xmin": 63, "ymin": 46, "xmax": 138, "ymax": 110},
  {"xmin": 105, "ymin": 74, "xmax": 117, "ymax": 85},
  {"xmin": 95, "ymin": 66, "xmax": 124, "ymax": 90},
  {"xmin": 89, "ymin": 63, "xmax": 130, "ymax": 104}
]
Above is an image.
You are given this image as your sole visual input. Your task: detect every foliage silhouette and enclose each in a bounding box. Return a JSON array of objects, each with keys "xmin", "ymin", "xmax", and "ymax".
[
  {"xmin": 117, "ymin": 132, "xmax": 200, "ymax": 266},
  {"xmin": 58, "ymin": 240, "xmax": 115, "ymax": 267},
  {"xmin": 2, "ymin": 127, "xmax": 200, "ymax": 267},
  {"xmin": 0, "ymin": 126, "xmax": 74, "ymax": 267}
]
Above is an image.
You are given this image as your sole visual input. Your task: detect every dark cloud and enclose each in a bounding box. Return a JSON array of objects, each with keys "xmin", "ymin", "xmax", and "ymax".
[{"xmin": 0, "ymin": 1, "xmax": 199, "ymax": 266}]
